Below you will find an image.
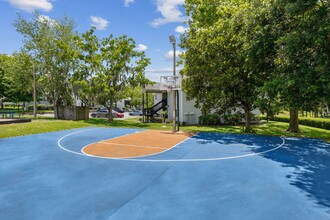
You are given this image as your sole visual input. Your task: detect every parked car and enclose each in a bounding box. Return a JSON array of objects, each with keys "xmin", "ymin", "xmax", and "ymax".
[
  {"xmin": 91, "ymin": 108, "xmax": 124, "ymax": 118},
  {"xmin": 129, "ymin": 110, "xmax": 143, "ymax": 116},
  {"xmin": 113, "ymin": 107, "xmax": 124, "ymax": 113}
]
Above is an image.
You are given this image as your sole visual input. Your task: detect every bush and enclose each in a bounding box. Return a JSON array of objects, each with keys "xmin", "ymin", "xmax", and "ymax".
[
  {"xmin": 37, "ymin": 104, "xmax": 46, "ymax": 110},
  {"xmin": 260, "ymin": 115, "xmax": 330, "ymax": 130},
  {"xmin": 47, "ymin": 105, "xmax": 54, "ymax": 110},
  {"xmin": 223, "ymin": 114, "xmax": 243, "ymax": 125},
  {"xmin": 199, "ymin": 114, "xmax": 221, "ymax": 125},
  {"xmin": 199, "ymin": 113, "xmax": 259, "ymax": 126}
]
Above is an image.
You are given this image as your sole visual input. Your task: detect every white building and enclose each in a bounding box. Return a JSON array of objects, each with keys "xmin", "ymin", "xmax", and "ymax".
[{"xmin": 142, "ymin": 82, "xmax": 202, "ymax": 125}]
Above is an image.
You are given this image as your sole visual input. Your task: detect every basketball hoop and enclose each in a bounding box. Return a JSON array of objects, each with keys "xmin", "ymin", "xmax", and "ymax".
[
  {"xmin": 165, "ymin": 85, "xmax": 172, "ymax": 93},
  {"xmin": 160, "ymin": 76, "xmax": 182, "ymax": 91}
]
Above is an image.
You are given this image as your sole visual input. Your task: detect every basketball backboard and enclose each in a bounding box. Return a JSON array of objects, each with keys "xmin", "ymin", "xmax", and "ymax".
[{"xmin": 160, "ymin": 75, "xmax": 182, "ymax": 91}]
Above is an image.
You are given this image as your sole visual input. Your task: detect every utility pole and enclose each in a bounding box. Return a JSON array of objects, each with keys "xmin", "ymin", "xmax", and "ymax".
[
  {"xmin": 33, "ymin": 61, "xmax": 37, "ymax": 119},
  {"xmin": 169, "ymin": 35, "xmax": 177, "ymax": 132}
]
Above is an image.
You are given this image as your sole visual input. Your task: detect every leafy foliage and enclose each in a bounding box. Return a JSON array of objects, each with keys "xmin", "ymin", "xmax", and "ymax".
[
  {"xmin": 72, "ymin": 28, "xmax": 151, "ymax": 121},
  {"xmin": 181, "ymin": 0, "xmax": 330, "ymax": 133},
  {"xmin": 14, "ymin": 12, "xmax": 78, "ymax": 117},
  {"xmin": 181, "ymin": 0, "xmax": 276, "ymax": 131}
]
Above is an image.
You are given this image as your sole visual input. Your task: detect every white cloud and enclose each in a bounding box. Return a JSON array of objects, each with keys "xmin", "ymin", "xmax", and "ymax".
[
  {"xmin": 145, "ymin": 68, "xmax": 183, "ymax": 81},
  {"xmin": 151, "ymin": 0, "xmax": 187, "ymax": 27},
  {"xmin": 38, "ymin": 15, "xmax": 56, "ymax": 25},
  {"xmin": 8, "ymin": 0, "xmax": 53, "ymax": 12},
  {"xmin": 164, "ymin": 50, "xmax": 182, "ymax": 61},
  {"xmin": 124, "ymin": 0, "xmax": 134, "ymax": 7},
  {"xmin": 146, "ymin": 68, "xmax": 173, "ymax": 73},
  {"xmin": 90, "ymin": 16, "xmax": 109, "ymax": 30},
  {"xmin": 175, "ymin": 25, "xmax": 188, "ymax": 34},
  {"xmin": 134, "ymin": 44, "xmax": 148, "ymax": 52}
]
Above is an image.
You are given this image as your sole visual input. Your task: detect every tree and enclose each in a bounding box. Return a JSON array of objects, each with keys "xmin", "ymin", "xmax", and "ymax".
[
  {"xmin": 73, "ymin": 28, "xmax": 151, "ymax": 121},
  {"xmin": 4, "ymin": 52, "xmax": 34, "ymax": 108},
  {"xmin": 95, "ymin": 35, "xmax": 150, "ymax": 121},
  {"xmin": 273, "ymin": 0, "xmax": 330, "ymax": 132},
  {"xmin": 71, "ymin": 27, "xmax": 101, "ymax": 107},
  {"xmin": 0, "ymin": 54, "xmax": 8, "ymax": 109},
  {"xmin": 123, "ymin": 86, "xmax": 154, "ymax": 109},
  {"xmin": 14, "ymin": 12, "xmax": 77, "ymax": 118},
  {"xmin": 181, "ymin": 0, "xmax": 277, "ymax": 131}
]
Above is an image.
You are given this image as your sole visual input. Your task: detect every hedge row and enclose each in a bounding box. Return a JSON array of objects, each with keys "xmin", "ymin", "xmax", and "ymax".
[
  {"xmin": 260, "ymin": 115, "xmax": 330, "ymax": 130},
  {"xmin": 199, "ymin": 114, "xmax": 259, "ymax": 126},
  {"xmin": 199, "ymin": 114, "xmax": 222, "ymax": 125},
  {"xmin": 28, "ymin": 104, "xmax": 54, "ymax": 110}
]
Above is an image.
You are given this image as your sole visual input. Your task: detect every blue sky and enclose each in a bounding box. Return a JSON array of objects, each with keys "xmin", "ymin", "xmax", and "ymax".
[{"xmin": 0, "ymin": 0, "xmax": 188, "ymax": 81}]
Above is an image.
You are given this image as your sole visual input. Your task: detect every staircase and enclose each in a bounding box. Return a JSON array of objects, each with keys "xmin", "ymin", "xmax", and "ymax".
[{"xmin": 143, "ymin": 99, "xmax": 167, "ymax": 117}]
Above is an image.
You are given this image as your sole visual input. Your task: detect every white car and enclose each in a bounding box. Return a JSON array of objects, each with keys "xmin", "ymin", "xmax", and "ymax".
[{"xmin": 128, "ymin": 110, "xmax": 143, "ymax": 116}]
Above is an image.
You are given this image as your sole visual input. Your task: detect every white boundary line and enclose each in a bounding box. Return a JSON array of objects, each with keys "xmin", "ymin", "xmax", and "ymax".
[
  {"xmin": 57, "ymin": 128, "xmax": 97, "ymax": 156},
  {"xmin": 57, "ymin": 128, "xmax": 286, "ymax": 162}
]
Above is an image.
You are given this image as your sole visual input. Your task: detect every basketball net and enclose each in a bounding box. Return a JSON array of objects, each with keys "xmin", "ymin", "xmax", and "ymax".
[{"xmin": 166, "ymin": 85, "xmax": 173, "ymax": 93}]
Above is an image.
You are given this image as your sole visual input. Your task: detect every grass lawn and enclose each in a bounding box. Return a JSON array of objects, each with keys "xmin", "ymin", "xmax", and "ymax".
[
  {"xmin": 0, "ymin": 118, "xmax": 329, "ymax": 142},
  {"xmin": 183, "ymin": 121, "xmax": 330, "ymax": 142}
]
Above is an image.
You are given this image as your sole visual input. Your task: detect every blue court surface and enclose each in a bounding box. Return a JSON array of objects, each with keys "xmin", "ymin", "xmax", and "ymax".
[{"xmin": 1, "ymin": 127, "xmax": 330, "ymax": 220}]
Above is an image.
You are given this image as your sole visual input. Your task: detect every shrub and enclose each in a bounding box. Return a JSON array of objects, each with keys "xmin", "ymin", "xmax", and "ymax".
[
  {"xmin": 199, "ymin": 114, "xmax": 221, "ymax": 125},
  {"xmin": 223, "ymin": 114, "xmax": 243, "ymax": 125},
  {"xmin": 37, "ymin": 104, "xmax": 46, "ymax": 110},
  {"xmin": 260, "ymin": 115, "xmax": 330, "ymax": 130}
]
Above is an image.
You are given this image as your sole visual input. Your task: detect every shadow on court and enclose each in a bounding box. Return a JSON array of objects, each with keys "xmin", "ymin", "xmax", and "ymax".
[{"xmin": 263, "ymin": 137, "xmax": 330, "ymax": 208}]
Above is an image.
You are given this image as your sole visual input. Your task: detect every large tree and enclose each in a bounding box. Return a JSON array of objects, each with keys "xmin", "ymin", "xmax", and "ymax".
[
  {"xmin": 96, "ymin": 35, "xmax": 150, "ymax": 121},
  {"xmin": 4, "ymin": 52, "xmax": 34, "ymax": 107},
  {"xmin": 0, "ymin": 54, "xmax": 8, "ymax": 109},
  {"xmin": 73, "ymin": 28, "xmax": 151, "ymax": 121},
  {"xmin": 273, "ymin": 0, "xmax": 330, "ymax": 132},
  {"xmin": 71, "ymin": 27, "xmax": 101, "ymax": 107},
  {"xmin": 14, "ymin": 12, "xmax": 77, "ymax": 118},
  {"xmin": 181, "ymin": 0, "xmax": 276, "ymax": 131}
]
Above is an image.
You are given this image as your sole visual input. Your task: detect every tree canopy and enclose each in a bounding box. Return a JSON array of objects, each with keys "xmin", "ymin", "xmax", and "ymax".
[
  {"xmin": 12, "ymin": 13, "xmax": 151, "ymax": 120},
  {"xmin": 181, "ymin": 0, "xmax": 330, "ymax": 132},
  {"xmin": 181, "ymin": 0, "xmax": 277, "ymax": 131}
]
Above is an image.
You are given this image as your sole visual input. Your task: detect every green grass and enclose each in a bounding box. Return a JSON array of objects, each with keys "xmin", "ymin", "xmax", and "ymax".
[
  {"xmin": 182, "ymin": 121, "xmax": 330, "ymax": 142},
  {"xmin": 261, "ymin": 115, "xmax": 330, "ymax": 130},
  {"xmin": 273, "ymin": 114, "xmax": 330, "ymax": 122},
  {"xmin": 0, "ymin": 118, "xmax": 170, "ymax": 139},
  {"xmin": 0, "ymin": 118, "xmax": 329, "ymax": 142}
]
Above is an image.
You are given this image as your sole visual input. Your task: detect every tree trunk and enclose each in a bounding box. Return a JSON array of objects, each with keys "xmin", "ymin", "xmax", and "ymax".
[
  {"xmin": 55, "ymin": 99, "xmax": 61, "ymax": 119},
  {"xmin": 287, "ymin": 108, "xmax": 299, "ymax": 133},
  {"xmin": 243, "ymin": 105, "xmax": 252, "ymax": 132},
  {"xmin": 107, "ymin": 100, "xmax": 114, "ymax": 122},
  {"xmin": 266, "ymin": 101, "xmax": 270, "ymax": 122},
  {"xmin": 55, "ymin": 105, "xmax": 59, "ymax": 119}
]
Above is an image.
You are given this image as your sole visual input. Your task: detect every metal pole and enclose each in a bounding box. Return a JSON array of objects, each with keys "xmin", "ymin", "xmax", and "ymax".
[
  {"xmin": 177, "ymin": 90, "xmax": 179, "ymax": 131},
  {"xmin": 146, "ymin": 91, "xmax": 149, "ymax": 122},
  {"xmin": 172, "ymin": 90, "xmax": 176, "ymax": 132},
  {"xmin": 169, "ymin": 35, "xmax": 177, "ymax": 132},
  {"xmin": 142, "ymin": 92, "xmax": 144, "ymax": 122},
  {"xmin": 172, "ymin": 38, "xmax": 177, "ymax": 132},
  {"xmin": 33, "ymin": 61, "xmax": 37, "ymax": 119}
]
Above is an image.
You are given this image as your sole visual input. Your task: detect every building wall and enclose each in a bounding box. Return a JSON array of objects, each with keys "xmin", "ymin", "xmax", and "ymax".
[
  {"xmin": 166, "ymin": 90, "xmax": 201, "ymax": 125},
  {"xmin": 179, "ymin": 91, "xmax": 202, "ymax": 125}
]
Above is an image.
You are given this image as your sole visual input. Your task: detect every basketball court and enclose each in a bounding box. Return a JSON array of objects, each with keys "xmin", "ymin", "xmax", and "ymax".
[{"xmin": 1, "ymin": 127, "xmax": 330, "ymax": 219}]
